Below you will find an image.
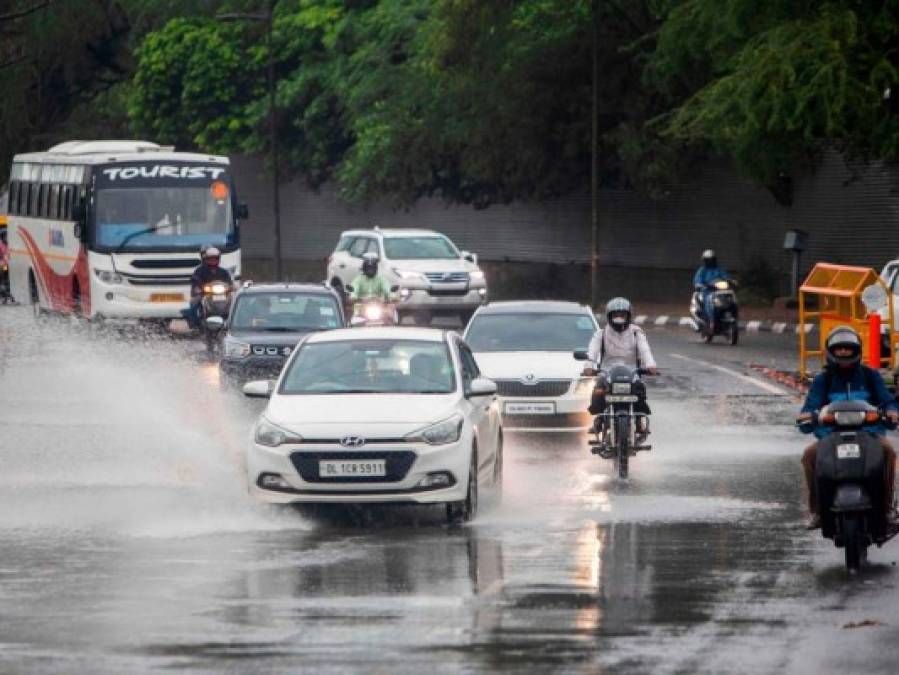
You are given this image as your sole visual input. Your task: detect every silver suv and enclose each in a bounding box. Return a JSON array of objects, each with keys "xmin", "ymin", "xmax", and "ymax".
[{"xmin": 326, "ymin": 228, "xmax": 487, "ymax": 324}]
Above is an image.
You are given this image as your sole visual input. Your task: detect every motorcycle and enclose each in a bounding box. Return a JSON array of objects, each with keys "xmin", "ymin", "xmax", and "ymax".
[
  {"xmin": 199, "ymin": 281, "xmax": 232, "ymax": 354},
  {"xmin": 800, "ymin": 400, "xmax": 898, "ymax": 572},
  {"xmin": 0, "ymin": 260, "xmax": 13, "ymax": 304},
  {"xmin": 691, "ymin": 278, "xmax": 739, "ymax": 345},
  {"xmin": 575, "ymin": 352, "xmax": 653, "ymax": 479},
  {"xmin": 347, "ymin": 285, "xmax": 399, "ymax": 327}
]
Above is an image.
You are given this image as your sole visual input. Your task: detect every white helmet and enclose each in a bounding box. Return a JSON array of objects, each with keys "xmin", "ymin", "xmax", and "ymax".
[
  {"xmin": 605, "ymin": 297, "xmax": 633, "ymax": 333},
  {"xmin": 203, "ymin": 246, "xmax": 221, "ymax": 259}
]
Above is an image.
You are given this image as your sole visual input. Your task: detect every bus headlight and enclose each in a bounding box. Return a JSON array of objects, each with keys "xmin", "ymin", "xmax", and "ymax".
[{"xmin": 93, "ymin": 268, "xmax": 124, "ymax": 285}]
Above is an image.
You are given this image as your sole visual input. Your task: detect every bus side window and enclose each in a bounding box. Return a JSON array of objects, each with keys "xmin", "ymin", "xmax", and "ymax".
[
  {"xmin": 8, "ymin": 181, "xmax": 17, "ymax": 215},
  {"xmin": 49, "ymin": 184, "xmax": 59, "ymax": 220},
  {"xmin": 28, "ymin": 183, "xmax": 38, "ymax": 217}
]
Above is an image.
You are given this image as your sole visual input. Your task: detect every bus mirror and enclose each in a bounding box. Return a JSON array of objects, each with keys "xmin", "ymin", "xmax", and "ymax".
[{"xmin": 236, "ymin": 203, "xmax": 249, "ymax": 220}]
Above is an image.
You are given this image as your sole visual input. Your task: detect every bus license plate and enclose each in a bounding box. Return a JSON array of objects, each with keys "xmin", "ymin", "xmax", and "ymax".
[
  {"xmin": 319, "ymin": 460, "xmax": 386, "ymax": 477},
  {"xmin": 837, "ymin": 443, "xmax": 861, "ymax": 459},
  {"xmin": 607, "ymin": 395, "xmax": 638, "ymax": 403},
  {"xmin": 150, "ymin": 293, "xmax": 185, "ymax": 303}
]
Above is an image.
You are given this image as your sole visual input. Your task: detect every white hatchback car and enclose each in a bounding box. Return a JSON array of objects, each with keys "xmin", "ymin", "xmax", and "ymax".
[
  {"xmin": 326, "ymin": 228, "xmax": 487, "ymax": 324},
  {"xmin": 463, "ymin": 301, "xmax": 598, "ymax": 432},
  {"xmin": 244, "ymin": 327, "xmax": 502, "ymax": 523}
]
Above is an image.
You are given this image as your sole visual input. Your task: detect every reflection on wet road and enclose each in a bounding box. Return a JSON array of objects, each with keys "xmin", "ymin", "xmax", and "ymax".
[{"xmin": 1, "ymin": 308, "xmax": 897, "ymax": 674}]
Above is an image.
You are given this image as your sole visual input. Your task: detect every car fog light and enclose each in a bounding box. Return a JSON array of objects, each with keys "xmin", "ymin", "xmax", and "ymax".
[
  {"xmin": 417, "ymin": 471, "xmax": 455, "ymax": 488},
  {"xmin": 478, "ymin": 288, "xmax": 487, "ymax": 297},
  {"xmin": 258, "ymin": 473, "xmax": 291, "ymax": 490}
]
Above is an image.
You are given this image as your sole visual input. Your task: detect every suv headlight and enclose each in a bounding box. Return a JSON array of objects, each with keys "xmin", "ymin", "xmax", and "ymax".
[
  {"xmin": 406, "ymin": 414, "xmax": 464, "ymax": 445},
  {"xmin": 93, "ymin": 268, "xmax": 124, "ymax": 285},
  {"xmin": 223, "ymin": 338, "xmax": 250, "ymax": 358},
  {"xmin": 393, "ymin": 268, "xmax": 424, "ymax": 281},
  {"xmin": 254, "ymin": 418, "xmax": 303, "ymax": 447},
  {"xmin": 469, "ymin": 270, "xmax": 485, "ymax": 282}
]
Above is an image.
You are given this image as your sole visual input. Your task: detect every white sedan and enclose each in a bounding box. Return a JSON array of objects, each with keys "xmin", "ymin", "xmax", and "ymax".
[
  {"xmin": 463, "ymin": 301, "xmax": 598, "ymax": 432},
  {"xmin": 243, "ymin": 327, "xmax": 502, "ymax": 523}
]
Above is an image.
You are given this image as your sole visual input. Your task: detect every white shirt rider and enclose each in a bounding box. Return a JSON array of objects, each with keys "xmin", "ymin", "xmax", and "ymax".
[{"xmin": 587, "ymin": 315, "xmax": 658, "ymax": 372}]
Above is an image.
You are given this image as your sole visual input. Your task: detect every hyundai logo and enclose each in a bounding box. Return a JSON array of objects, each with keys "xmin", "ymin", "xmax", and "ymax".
[{"xmin": 340, "ymin": 436, "xmax": 366, "ymax": 448}]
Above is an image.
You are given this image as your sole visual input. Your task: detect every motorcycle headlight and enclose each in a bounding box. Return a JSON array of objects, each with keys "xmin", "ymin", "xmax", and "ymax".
[
  {"xmin": 393, "ymin": 269, "xmax": 424, "ymax": 281},
  {"xmin": 714, "ymin": 280, "xmax": 730, "ymax": 290},
  {"xmin": 611, "ymin": 382, "xmax": 632, "ymax": 394},
  {"xmin": 406, "ymin": 414, "xmax": 464, "ymax": 445},
  {"xmin": 223, "ymin": 338, "xmax": 250, "ymax": 358},
  {"xmin": 93, "ymin": 268, "xmax": 124, "ymax": 285},
  {"xmin": 254, "ymin": 418, "xmax": 303, "ymax": 447},
  {"xmin": 364, "ymin": 304, "xmax": 383, "ymax": 321},
  {"xmin": 210, "ymin": 282, "xmax": 228, "ymax": 294}
]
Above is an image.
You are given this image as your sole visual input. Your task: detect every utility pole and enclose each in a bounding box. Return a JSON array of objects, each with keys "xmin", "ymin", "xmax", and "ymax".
[
  {"xmin": 218, "ymin": 0, "xmax": 282, "ymax": 281},
  {"xmin": 591, "ymin": 0, "xmax": 601, "ymax": 310}
]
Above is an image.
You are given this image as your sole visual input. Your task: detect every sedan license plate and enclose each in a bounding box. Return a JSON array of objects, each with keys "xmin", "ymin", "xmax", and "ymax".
[
  {"xmin": 319, "ymin": 460, "xmax": 386, "ymax": 477},
  {"xmin": 837, "ymin": 443, "xmax": 861, "ymax": 460},
  {"xmin": 504, "ymin": 402, "xmax": 556, "ymax": 415},
  {"xmin": 606, "ymin": 395, "xmax": 639, "ymax": 403},
  {"xmin": 150, "ymin": 293, "xmax": 185, "ymax": 303}
]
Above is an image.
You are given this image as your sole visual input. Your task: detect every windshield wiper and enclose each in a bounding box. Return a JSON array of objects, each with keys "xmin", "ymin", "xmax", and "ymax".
[{"xmin": 113, "ymin": 222, "xmax": 180, "ymax": 255}]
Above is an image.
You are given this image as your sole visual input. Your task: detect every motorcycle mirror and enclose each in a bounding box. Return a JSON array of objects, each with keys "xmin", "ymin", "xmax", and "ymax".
[
  {"xmin": 573, "ymin": 349, "xmax": 590, "ymax": 361},
  {"xmin": 205, "ymin": 315, "xmax": 225, "ymax": 331},
  {"xmin": 243, "ymin": 380, "xmax": 274, "ymax": 398}
]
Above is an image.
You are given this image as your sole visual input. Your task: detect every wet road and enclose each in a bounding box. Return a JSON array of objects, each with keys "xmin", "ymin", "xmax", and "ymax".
[{"xmin": 1, "ymin": 307, "xmax": 898, "ymax": 674}]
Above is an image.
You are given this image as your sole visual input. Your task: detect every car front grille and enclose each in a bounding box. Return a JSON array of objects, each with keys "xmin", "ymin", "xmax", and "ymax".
[
  {"xmin": 424, "ymin": 271, "xmax": 469, "ymax": 283},
  {"xmin": 495, "ymin": 379, "xmax": 572, "ymax": 397},
  {"xmin": 289, "ymin": 451, "xmax": 417, "ymax": 483},
  {"xmin": 124, "ymin": 274, "xmax": 192, "ymax": 286}
]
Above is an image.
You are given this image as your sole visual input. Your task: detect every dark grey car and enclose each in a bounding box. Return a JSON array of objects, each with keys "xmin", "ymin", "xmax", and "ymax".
[{"xmin": 219, "ymin": 283, "xmax": 345, "ymax": 384}]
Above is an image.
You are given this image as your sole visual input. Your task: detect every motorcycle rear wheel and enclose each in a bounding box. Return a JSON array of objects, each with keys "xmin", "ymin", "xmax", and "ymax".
[
  {"xmin": 615, "ymin": 415, "xmax": 630, "ymax": 479},
  {"xmin": 841, "ymin": 514, "xmax": 866, "ymax": 572},
  {"xmin": 729, "ymin": 322, "xmax": 739, "ymax": 346}
]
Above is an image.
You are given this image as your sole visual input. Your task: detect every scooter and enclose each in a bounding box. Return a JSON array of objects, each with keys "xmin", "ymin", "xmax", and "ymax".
[
  {"xmin": 799, "ymin": 400, "xmax": 898, "ymax": 572},
  {"xmin": 199, "ymin": 281, "xmax": 232, "ymax": 354},
  {"xmin": 690, "ymin": 279, "xmax": 739, "ymax": 345},
  {"xmin": 575, "ymin": 352, "xmax": 653, "ymax": 479}
]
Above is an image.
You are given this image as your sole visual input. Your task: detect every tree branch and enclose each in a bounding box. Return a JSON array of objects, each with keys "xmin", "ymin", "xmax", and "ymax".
[{"xmin": 0, "ymin": 0, "xmax": 51, "ymax": 24}]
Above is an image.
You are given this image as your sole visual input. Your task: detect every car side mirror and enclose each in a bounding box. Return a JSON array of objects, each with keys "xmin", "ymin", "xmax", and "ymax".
[
  {"xmin": 236, "ymin": 203, "xmax": 249, "ymax": 220},
  {"xmin": 243, "ymin": 380, "xmax": 274, "ymax": 398},
  {"xmin": 461, "ymin": 250, "xmax": 477, "ymax": 264},
  {"xmin": 467, "ymin": 377, "xmax": 497, "ymax": 398},
  {"xmin": 205, "ymin": 315, "xmax": 225, "ymax": 331},
  {"xmin": 573, "ymin": 349, "xmax": 590, "ymax": 361}
]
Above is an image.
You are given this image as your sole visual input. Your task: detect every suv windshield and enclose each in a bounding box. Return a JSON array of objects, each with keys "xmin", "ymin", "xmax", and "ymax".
[
  {"xmin": 383, "ymin": 236, "xmax": 458, "ymax": 260},
  {"xmin": 281, "ymin": 340, "xmax": 455, "ymax": 394},
  {"xmin": 231, "ymin": 293, "xmax": 341, "ymax": 332},
  {"xmin": 466, "ymin": 313, "xmax": 597, "ymax": 352}
]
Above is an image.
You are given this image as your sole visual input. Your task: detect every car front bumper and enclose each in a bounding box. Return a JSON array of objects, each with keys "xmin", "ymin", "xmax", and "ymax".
[
  {"xmin": 499, "ymin": 393, "xmax": 592, "ymax": 432},
  {"xmin": 396, "ymin": 287, "xmax": 487, "ymax": 312}
]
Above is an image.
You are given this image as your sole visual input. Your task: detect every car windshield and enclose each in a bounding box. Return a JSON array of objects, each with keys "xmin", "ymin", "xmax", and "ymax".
[
  {"xmin": 465, "ymin": 313, "xmax": 597, "ymax": 352},
  {"xmin": 231, "ymin": 293, "xmax": 342, "ymax": 332},
  {"xmin": 281, "ymin": 339, "xmax": 456, "ymax": 395},
  {"xmin": 383, "ymin": 236, "xmax": 458, "ymax": 260}
]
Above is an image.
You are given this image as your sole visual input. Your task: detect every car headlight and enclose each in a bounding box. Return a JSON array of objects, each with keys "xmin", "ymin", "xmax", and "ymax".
[
  {"xmin": 469, "ymin": 270, "xmax": 485, "ymax": 282},
  {"xmin": 406, "ymin": 414, "xmax": 464, "ymax": 445},
  {"xmin": 254, "ymin": 418, "xmax": 303, "ymax": 447},
  {"xmin": 93, "ymin": 268, "xmax": 124, "ymax": 285},
  {"xmin": 393, "ymin": 268, "xmax": 424, "ymax": 281},
  {"xmin": 223, "ymin": 338, "xmax": 250, "ymax": 358}
]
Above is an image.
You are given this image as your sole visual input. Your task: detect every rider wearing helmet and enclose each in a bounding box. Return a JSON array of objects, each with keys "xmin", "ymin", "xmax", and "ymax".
[
  {"xmin": 182, "ymin": 246, "xmax": 233, "ymax": 328},
  {"xmin": 798, "ymin": 326, "xmax": 899, "ymax": 529},
  {"xmin": 693, "ymin": 249, "xmax": 730, "ymax": 324},
  {"xmin": 349, "ymin": 252, "xmax": 391, "ymax": 304},
  {"xmin": 586, "ymin": 298, "xmax": 659, "ymax": 441}
]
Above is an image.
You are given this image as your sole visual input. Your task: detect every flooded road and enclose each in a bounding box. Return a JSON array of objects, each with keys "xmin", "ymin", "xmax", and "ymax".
[{"xmin": 1, "ymin": 307, "xmax": 897, "ymax": 674}]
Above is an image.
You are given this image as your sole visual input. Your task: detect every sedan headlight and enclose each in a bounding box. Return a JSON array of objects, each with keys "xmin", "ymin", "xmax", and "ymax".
[
  {"xmin": 223, "ymin": 338, "xmax": 250, "ymax": 358},
  {"xmin": 393, "ymin": 268, "xmax": 425, "ymax": 281},
  {"xmin": 93, "ymin": 268, "xmax": 124, "ymax": 285},
  {"xmin": 406, "ymin": 414, "xmax": 464, "ymax": 445},
  {"xmin": 254, "ymin": 418, "xmax": 303, "ymax": 447},
  {"xmin": 469, "ymin": 270, "xmax": 486, "ymax": 282}
]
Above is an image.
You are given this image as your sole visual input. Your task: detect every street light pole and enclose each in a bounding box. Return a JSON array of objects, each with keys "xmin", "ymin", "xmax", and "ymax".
[
  {"xmin": 218, "ymin": 0, "xmax": 282, "ymax": 281},
  {"xmin": 590, "ymin": 0, "xmax": 600, "ymax": 311}
]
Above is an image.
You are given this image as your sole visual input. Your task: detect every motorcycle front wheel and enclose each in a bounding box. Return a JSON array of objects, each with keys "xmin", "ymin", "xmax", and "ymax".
[
  {"xmin": 615, "ymin": 415, "xmax": 630, "ymax": 479},
  {"xmin": 729, "ymin": 322, "xmax": 739, "ymax": 346}
]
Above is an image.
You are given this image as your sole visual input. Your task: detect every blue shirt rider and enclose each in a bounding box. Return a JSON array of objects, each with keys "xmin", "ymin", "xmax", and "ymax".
[
  {"xmin": 797, "ymin": 326, "xmax": 899, "ymax": 529},
  {"xmin": 693, "ymin": 249, "xmax": 730, "ymax": 324}
]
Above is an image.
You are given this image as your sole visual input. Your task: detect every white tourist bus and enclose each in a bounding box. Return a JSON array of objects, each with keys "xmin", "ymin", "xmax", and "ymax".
[{"xmin": 6, "ymin": 140, "xmax": 247, "ymax": 321}]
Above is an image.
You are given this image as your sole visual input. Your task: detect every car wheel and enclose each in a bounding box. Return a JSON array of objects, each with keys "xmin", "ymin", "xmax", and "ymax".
[{"xmin": 447, "ymin": 446, "xmax": 478, "ymax": 525}]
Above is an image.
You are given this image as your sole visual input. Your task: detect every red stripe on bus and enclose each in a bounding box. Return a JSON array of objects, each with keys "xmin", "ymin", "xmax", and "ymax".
[{"xmin": 17, "ymin": 228, "xmax": 90, "ymax": 315}]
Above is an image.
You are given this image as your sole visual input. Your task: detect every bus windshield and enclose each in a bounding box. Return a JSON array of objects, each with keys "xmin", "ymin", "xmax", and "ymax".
[{"xmin": 92, "ymin": 162, "xmax": 236, "ymax": 252}]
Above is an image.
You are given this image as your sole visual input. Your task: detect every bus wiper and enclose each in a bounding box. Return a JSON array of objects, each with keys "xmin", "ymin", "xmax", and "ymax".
[{"xmin": 114, "ymin": 222, "xmax": 180, "ymax": 255}]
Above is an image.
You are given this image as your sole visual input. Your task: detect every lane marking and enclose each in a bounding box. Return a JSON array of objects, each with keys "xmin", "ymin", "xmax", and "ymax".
[
  {"xmin": 678, "ymin": 316, "xmax": 694, "ymax": 327},
  {"xmin": 772, "ymin": 322, "xmax": 787, "ymax": 334},
  {"xmin": 669, "ymin": 352, "xmax": 789, "ymax": 395},
  {"xmin": 746, "ymin": 320, "xmax": 761, "ymax": 332},
  {"xmin": 634, "ymin": 314, "xmax": 647, "ymax": 325},
  {"xmin": 654, "ymin": 315, "xmax": 669, "ymax": 326}
]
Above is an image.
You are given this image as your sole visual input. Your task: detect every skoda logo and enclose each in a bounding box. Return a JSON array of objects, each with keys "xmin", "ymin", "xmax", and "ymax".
[
  {"xmin": 340, "ymin": 436, "xmax": 366, "ymax": 448},
  {"xmin": 521, "ymin": 373, "xmax": 538, "ymax": 385}
]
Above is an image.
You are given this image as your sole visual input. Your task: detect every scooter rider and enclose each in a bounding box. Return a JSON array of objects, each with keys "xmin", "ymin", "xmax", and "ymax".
[
  {"xmin": 350, "ymin": 252, "xmax": 391, "ymax": 304},
  {"xmin": 797, "ymin": 326, "xmax": 899, "ymax": 529},
  {"xmin": 586, "ymin": 298, "xmax": 659, "ymax": 441},
  {"xmin": 693, "ymin": 249, "xmax": 730, "ymax": 326},
  {"xmin": 182, "ymin": 246, "xmax": 233, "ymax": 329}
]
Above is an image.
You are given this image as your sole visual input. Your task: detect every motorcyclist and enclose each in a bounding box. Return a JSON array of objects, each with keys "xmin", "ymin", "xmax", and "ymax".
[
  {"xmin": 586, "ymin": 297, "xmax": 659, "ymax": 442},
  {"xmin": 0, "ymin": 229, "xmax": 9, "ymax": 265},
  {"xmin": 693, "ymin": 249, "xmax": 731, "ymax": 326},
  {"xmin": 797, "ymin": 326, "xmax": 899, "ymax": 530},
  {"xmin": 182, "ymin": 246, "xmax": 233, "ymax": 329},
  {"xmin": 350, "ymin": 252, "xmax": 391, "ymax": 304}
]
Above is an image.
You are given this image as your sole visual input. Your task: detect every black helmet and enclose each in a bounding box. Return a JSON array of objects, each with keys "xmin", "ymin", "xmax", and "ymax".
[
  {"xmin": 825, "ymin": 326, "xmax": 862, "ymax": 370},
  {"xmin": 702, "ymin": 249, "xmax": 717, "ymax": 267},
  {"xmin": 605, "ymin": 297, "xmax": 632, "ymax": 333},
  {"xmin": 361, "ymin": 251, "xmax": 379, "ymax": 278}
]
